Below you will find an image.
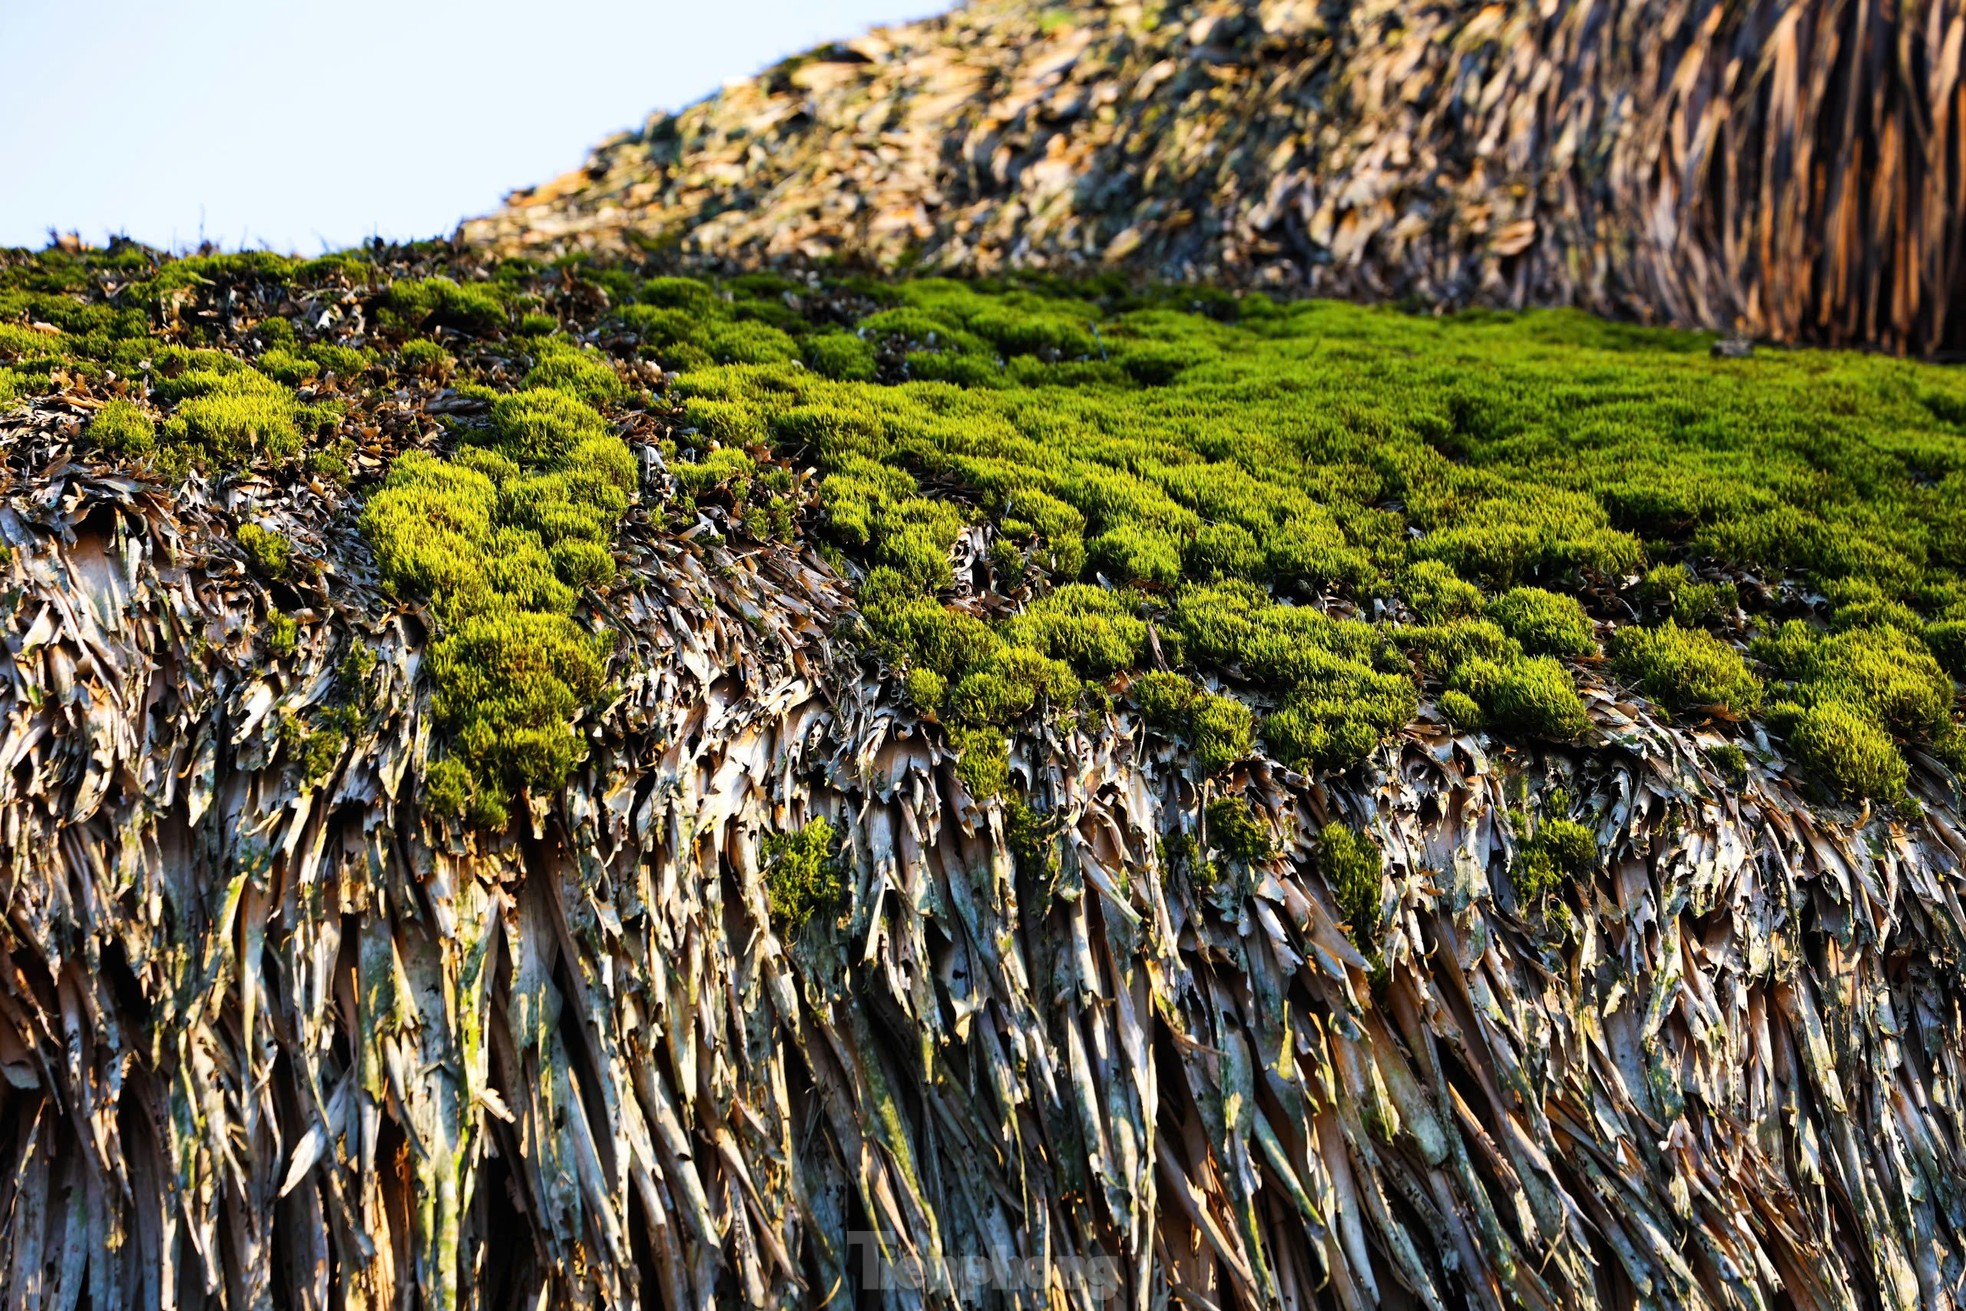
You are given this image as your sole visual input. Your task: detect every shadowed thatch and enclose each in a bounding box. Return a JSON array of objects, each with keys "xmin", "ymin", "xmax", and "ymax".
[{"xmin": 466, "ymin": 0, "xmax": 1966, "ymax": 353}]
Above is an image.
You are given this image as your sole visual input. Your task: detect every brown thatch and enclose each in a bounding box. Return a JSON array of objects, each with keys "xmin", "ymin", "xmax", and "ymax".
[
  {"xmin": 465, "ymin": 0, "xmax": 1966, "ymax": 353},
  {"xmin": 3, "ymin": 390, "xmax": 1962, "ymax": 1308}
]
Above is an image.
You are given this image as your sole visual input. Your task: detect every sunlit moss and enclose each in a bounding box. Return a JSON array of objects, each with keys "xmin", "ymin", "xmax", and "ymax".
[
  {"xmin": 237, "ymin": 523, "xmax": 293, "ymax": 578},
  {"xmin": 1438, "ymin": 687, "xmax": 1483, "ymax": 729},
  {"xmin": 1004, "ymin": 798, "xmax": 1062, "ymax": 884},
  {"xmin": 381, "ymin": 276, "xmax": 508, "ymax": 334},
  {"xmin": 426, "ymin": 610, "xmax": 610, "ymax": 827},
  {"xmin": 1612, "ymin": 620, "xmax": 1762, "ymax": 718},
  {"xmin": 89, "ymin": 399, "xmax": 155, "ymax": 455},
  {"xmin": 1403, "ymin": 560, "xmax": 1482, "ymax": 622},
  {"xmin": 524, "ymin": 339, "xmax": 628, "ymax": 406},
  {"xmin": 1133, "ymin": 671, "xmax": 1254, "ymax": 774},
  {"xmin": 157, "ymin": 367, "xmax": 308, "ymax": 465},
  {"xmin": 1453, "ymin": 654, "xmax": 1592, "ymax": 740},
  {"xmin": 1488, "ymin": 587, "xmax": 1595, "ymax": 657},
  {"xmin": 1640, "ymin": 563, "xmax": 1732, "ymax": 628},
  {"xmin": 21, "ymin": 243, "xmax": 1966, "ymax": 819},
  {"xmin": 265, "ymin": 612, "xmax": 299, "ymax": 657},
  {"xmin": 1786, "ymin": 700, "xmax": 1907, "ymax": 802}
]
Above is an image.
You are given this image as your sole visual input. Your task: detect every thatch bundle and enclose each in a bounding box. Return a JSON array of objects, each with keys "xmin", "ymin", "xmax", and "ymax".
[
  {"xmin": 467, "ymin": 0, "xmax": 1966, "ymax": 352},
  {"xmin": 2, "ymin": 403, "xmax": 1961, "ymax": 1308}
]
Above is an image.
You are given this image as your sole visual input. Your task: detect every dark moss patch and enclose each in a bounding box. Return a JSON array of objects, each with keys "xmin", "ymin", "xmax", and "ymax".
[
  {"xmin": 763, "ymin": 817, "xmax": 848, "ymax": 932},
  {"xmin": 1320, "ymin": 823, "xmax": 1383, "ymax": 949}
]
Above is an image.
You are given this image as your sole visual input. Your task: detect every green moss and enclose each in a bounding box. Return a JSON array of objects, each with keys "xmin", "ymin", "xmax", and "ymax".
[
  {"xmin": 299, "ymin": 728, "xmax": 346, "ymax": 783},
  {"xmin": 1191, "ymin": 694, "xmax": 1256, "ymax": 775},
  {"xmin": 1515, "ymin": 800, "xmax": 1597, "ymax": 901},
  {"xmin": 265, "ymin": 612, "xmax": 299, "ymax": 657},
  {"xmin": 381, "ymin": 276, "xmax": 508, "ymax": 334},
  {"xmin": 524, "ymin": 340, "xmax": 627, "ymax": 406},
  {"xmin": 360, "ymin": 370, "xmax": 633, "ymax": 825},
  {"xmin": 1439, "ymin": 688, "xmax": 1483, "ymax": 728},
  {"xmin": 1827, "ymin": 578, "xmax": 1921, "ymax": 633},
  {"xmin": 1000, "ymin": 585, "xmax": 1148, "ymax": 676},
  {"xmin": 950, "ymin": 726, "xmax": 1009, "ymax": 796},
  {"xmin": 1397, "ymin": 618, "xmax": 1511, "ymax": 676},
  {"xmin": 1454, "ymin": 655, "xmax": 1592, "ymax": 740},
  {"xmin": 257, "ymin": 349, "xmax": 316, "ymax": 385},
  {"xmin": 762, "ymin": 816, "xmax": 848, "ymax": 931},
  {"xmin": 158, "ymin": 367, "xmax": 306, "ymax": 465},
  {"xmin": 1925, "ymin": 618, "xmax": 1966, "ymax": 679},
  {"xmin": 1753, "ymin": 620, "xmax": 1952, "ymax": 799},
  {"xmin": 485, "ymin": 388, "xmax": 613, "ymax": 465},
  {"xmin": 237, "ymin": 522, "xmax": 293, "ymax": 578},
  {"xmin": 399, "ymin": 338, "xmax": 454, "ymax": 374},
  {"xmin": 22, "ymin": 245, "xmax": 1966, "ymax": 811},
  {"xmin": 258, "ymin": 342, "xmax": 370, "ymax": 386},
  {"xmin": 253, "ymin": 316, "xmax": 295, "ymax": 349},
  {"xmin": 1707, "ymin": 741, "xmax": 1749, "ymax": 785},
  {"xmin": 1488, "ymin": 587, "xmax": 1595, "ymax": 656},
  {"xmin": 1403, "ymin": 560, "xmax": 1482, "ymax": 622},
  {"xmin": 1414, "ymin": 489, "xmax": 1642, "ymax": 587},
  {"xmin": 1762, "ymin": 623, "xmax": 1952, "ymax": 740},
  {"xmin": 1186, "ymin": 521, "xmax": 1263, "ymax": 581},
  {"xmin": 1206, "ymin": 796, "xmax": 1274, "ymax": 864},
  {"xmin": 0, "ymin": 323, "xmax": 61, "ymax": 362},
  {"xmin": 1612, "ymin": 621, "xmax": 1762, "ymax": 718},
  {"xmin": 1640, "ymin": 563, "xmax": 1732, "ymax": 628},
  {"xmin": 363, "ymin": 454, "xmax": 502, "ymax": 611},
  {"xmin": 1088, "ymin": 521, "xmax": 1183, "ymax": 586},
  {"xmin": 1134, "ymin": 671, "xmax": 1198, "ymax": 726},
  {"xmin": 89, "ymin": 399, "xmax": 155, "ymax": 455},
  {"xmin": 1320, "ymin": 823, "xmax": 1383, "ymax": 945},
  {"xmin": 1132, "ymin": 672, "xmax": 1253, "ymax": 774},
  {"xmin": 805, "ymin": 331, "xmax": 878, "ymax": 381},
  {"xmin": 904, "ymin": 667, "xmax": 947, "ymax": 713},
  {"xmin": 1159, "ymin": 832, "xmax": 1218, "ymax": 890},
  {"xmin": 1788, "ymin": 699, "xmax": 1908, "ymax": 801},
  {"xmin": 422, "ymin": 757, "xmax": 477, "ymax": 821},
  {"xmin": 946, "ymin": 646, "xmax": 1079, "ymax": 727},
  {"xmin": 1170, "ymin": 581, "xmax": 1412, "ymax": 771},
  {"xmin": 640, "ymin": 276, "xmax": 719, "ymax": 313},
  {"xmin": 1004, "ymin": 798, "xmax": 1062, "ymax": 884},
  {"xmin": 702, "ymin": 321, "xmax": 801, "ymax": 366},
  {"xmin": 426, "ymin": 610, "xmax": 609, "ymax": 822},
  {"xmin": 337, "ymin": 643, "xmax": 377, "ymax": 696}
]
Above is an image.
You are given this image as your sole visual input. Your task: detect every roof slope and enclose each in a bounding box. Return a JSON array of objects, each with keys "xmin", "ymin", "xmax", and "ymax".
[{"xmin": 464, "ymin": 0, "xmax": 1966, "ymax": 352}]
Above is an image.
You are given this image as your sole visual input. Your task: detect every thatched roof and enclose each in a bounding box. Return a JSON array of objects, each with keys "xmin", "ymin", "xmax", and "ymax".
[
  {"xmin": 1, "ymin": 242, "xmax": 1963, "ymax": 1307},
  {"xmin": 466, "ymin": 0, "xmax": 1966, "ymax": 353}
]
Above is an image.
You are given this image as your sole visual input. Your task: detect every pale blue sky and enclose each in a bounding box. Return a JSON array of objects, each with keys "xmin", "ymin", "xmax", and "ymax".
[{"xmin": 0, "ymin": 1, "xmax": 938, "ymax": 253}]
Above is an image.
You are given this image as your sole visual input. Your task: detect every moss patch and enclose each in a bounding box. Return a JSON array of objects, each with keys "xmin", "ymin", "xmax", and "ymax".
[
  {"xmin": 763, "ymin": 817, "xmax": 847, "ymax": 930},
  {"xmin": 361, "ymin": 381, "xmax": 633, "ymax": 826},
  {"xmin": 1613, "ymin": 621, "xmax": 1762, "ymax": 719},
  {"xmin": 1320, "ymin": 823, "xmax": 1383, "ymax": 945}
]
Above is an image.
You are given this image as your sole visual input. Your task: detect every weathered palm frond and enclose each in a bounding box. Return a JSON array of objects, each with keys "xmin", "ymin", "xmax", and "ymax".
[
  {"xmin": 2, "ymin": 408, "xmax": 1961, "ymax": 1308},
  {"xmin": 466, "ymin": 0, "xmax": 1966, "ymax": 352}
]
